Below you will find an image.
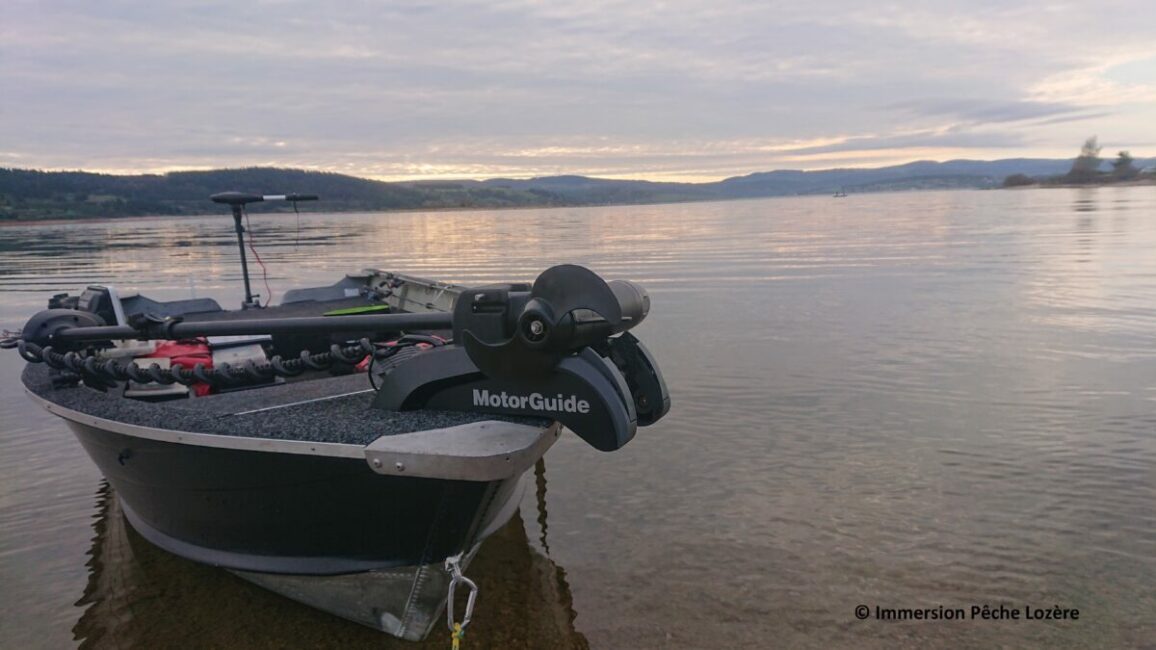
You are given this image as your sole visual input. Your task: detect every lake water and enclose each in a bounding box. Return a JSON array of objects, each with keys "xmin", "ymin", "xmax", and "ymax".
[{"xmin": 1, "ymin": 188, "xmax": 1154, "ymax": 648}]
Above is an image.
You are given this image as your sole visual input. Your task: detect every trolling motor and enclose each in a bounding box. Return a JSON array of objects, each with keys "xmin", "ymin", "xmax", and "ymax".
[
  {"xmin": 374, "ymin": 264, "xmax": 669, "ymax": 451},
  {"xmin": 210, "ymin": 192, "xmax": 318, "ymax": 309},
  {"xmin": 11, "ymin": 265, "xmax": 668, "ymax": 452}
]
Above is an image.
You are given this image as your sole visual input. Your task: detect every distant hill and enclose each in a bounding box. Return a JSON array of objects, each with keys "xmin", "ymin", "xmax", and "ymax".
[
  {"xmin": 2, "ymin": 157, "xmax": 1154, "ymax": 220},
  {"xmin": 0, "ymin": 168, "xmax": 560, "ymax": 220}
]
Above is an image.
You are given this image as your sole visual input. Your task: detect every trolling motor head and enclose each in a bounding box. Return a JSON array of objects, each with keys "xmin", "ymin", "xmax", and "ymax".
[
  {"xmin": 454, "ymin": 264, "xmax": 649, "ymax": 379},
  {"xmin": 375, "ymin": 264, "xmax": 669, "ymax": 451}
]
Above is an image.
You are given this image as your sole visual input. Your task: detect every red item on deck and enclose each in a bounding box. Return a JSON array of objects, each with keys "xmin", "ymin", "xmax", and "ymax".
[{"xmin": 153, "ymin": 338, "xmax": 214, "ymax": 396}]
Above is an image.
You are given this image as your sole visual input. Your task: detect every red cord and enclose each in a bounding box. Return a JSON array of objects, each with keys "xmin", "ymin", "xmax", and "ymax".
[{"xmin": 243, "ymin": 208, "xmax": 274, "ymax": 306}]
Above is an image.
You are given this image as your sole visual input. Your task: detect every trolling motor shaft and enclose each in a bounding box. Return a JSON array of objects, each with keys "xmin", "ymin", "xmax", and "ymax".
[{"xmin": 20, "ymin": 311, "xmax": 453, "ymax": 347}]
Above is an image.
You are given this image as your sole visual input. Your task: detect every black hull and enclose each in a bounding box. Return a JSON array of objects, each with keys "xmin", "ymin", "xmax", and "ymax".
[
  {"xmin": 65, "ymin": 420, "xmax": 519, "ymax": 575},
  {"xmin": 73, "ymin": 483, "xmax": 589, "ymax": 648}
]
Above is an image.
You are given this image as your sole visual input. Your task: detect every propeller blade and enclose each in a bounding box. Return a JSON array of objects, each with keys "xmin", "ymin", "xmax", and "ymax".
[{"xmin": 530, "ymin": 264, "xmax": 622, "ymax": 325}]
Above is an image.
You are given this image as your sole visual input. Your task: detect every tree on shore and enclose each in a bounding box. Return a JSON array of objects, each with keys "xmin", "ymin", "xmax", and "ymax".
[
  {"xmin": 1065, "ymin": 136, "xmax": 1103, "ymax": 183},
  {"xmin": 1111, "ymin": 151, "xmax": 1139, "ymax": 180}
]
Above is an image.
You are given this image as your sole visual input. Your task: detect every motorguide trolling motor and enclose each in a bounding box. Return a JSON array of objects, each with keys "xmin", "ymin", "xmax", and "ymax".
[
  {"xmin": 374, "ymin": 264, "xmax": 670, "ymax": 451},
  {"xmin": 11, "ymin": 264, "xmax": 669, "ymax": 452}
]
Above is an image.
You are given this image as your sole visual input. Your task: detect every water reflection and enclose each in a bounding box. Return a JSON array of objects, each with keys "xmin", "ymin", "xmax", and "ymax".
[
  {"xmin": 1072, "ymin": 188, "xmax": 1098, "ymax": 213},
  {"xmin": 74, "ymin": 479, "xmax": 587, "ymax": 650},
  {"xmin": 534, "ymin": 458, "xmax": 552, "ymax": 554}
]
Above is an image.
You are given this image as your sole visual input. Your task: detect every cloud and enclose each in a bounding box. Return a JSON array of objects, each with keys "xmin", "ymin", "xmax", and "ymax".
[
  {"xmin": 2, "ymin": 0, "xmax": 1155, "ymax": 180},
  {"xmin": 777, "ymin": 128, "xmax": 1028, "ymax": 157},
  {"xmin": 884, "ymin": 99, "xmax": 1094, "ymax": 125}
]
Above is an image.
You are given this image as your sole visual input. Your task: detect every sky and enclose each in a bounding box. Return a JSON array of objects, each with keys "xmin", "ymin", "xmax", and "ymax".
[{"xmin": 2, "ymin": 0, "xmax": 1155, "ymax": 182}]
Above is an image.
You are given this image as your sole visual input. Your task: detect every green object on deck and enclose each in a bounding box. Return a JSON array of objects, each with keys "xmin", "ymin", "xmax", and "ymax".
[{"xmin": 323, "ymin": 304, "xmax": 390, "ymax": 316}]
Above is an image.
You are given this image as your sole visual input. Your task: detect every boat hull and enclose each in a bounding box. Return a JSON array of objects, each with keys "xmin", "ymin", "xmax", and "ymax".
[
  {"xmin": 66, "ymin": 419, "xmax": 520, "ymax": 574},
  {"xmin": 58, "ymin": 417, "xmax": 534, "ymax": 639}
]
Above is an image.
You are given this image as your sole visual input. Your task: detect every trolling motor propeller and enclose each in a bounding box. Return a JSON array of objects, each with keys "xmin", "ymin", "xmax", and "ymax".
[{"xmin": 455, "ymin": 264, "xmax": 649, "ymax": 379}]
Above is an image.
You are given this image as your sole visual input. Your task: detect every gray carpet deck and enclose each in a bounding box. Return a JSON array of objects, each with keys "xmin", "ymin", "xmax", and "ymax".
[{"xmin": 23, "ymin": 364, "xmax": 548, "ymax": 446}]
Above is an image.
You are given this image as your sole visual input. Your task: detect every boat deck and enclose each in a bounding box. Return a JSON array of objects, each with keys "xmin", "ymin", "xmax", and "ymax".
[
  {"xmin": 22, "ymin": 364, "xmax": 548, "ymax": 446},
  {"xmin": 22, "ymin": 292, "xmax": 548, "ymax": 446}
]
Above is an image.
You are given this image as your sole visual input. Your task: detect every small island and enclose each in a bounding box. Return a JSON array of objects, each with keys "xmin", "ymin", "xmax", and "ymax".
[{"xmin": 1003, "ymin": 137, "xmax": 1156, "ymax": 188}]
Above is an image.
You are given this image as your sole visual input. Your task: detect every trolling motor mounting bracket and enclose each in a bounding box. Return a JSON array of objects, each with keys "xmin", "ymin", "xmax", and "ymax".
[{"xmin": 373, "ymin": 344, "xmax": 641, "ymax": 452}]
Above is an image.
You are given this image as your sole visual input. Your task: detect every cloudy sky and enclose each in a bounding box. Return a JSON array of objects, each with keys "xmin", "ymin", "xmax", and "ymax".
[{"xmin": 3, "ymin": 0, "xmax": 1155, "ymax": 181}]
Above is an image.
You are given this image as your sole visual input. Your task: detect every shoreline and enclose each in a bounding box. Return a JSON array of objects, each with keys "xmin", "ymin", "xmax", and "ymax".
[
  {"xmin": 0, "ymin": 202, "xmax": 601, "ymax": 228},
  {"xmin": 0, "ymin": 194, "xmax": 822, "ymax": 227},
  {"xmin": 5, "ymin": 181, "xmax": 1155, "ymax": 226},
  {"xmin": 1003, "ymin": 178, "xmax": 1156, "ymax": 190}
]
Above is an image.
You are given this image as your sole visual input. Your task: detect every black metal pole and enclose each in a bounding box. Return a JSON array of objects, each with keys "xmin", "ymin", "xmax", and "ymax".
[
  {"xmin": 231, "ymin": 204, "xmax": 256, "ymax": 308},
  {"xmin": 51, "ymin": 312, "xmax": 454, "ymax": 343}
]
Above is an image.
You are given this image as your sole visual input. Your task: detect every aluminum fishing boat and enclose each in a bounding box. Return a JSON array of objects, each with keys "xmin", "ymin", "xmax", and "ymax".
[{"xmin": 4, "ymin": 192, "xmax": 669, "ymax": 641}]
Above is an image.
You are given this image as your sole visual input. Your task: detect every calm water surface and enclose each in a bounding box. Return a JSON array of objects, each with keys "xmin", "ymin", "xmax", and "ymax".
[{"xmin": 2, "ymin": 188, "xmax": 1155, "ymax": 648}]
